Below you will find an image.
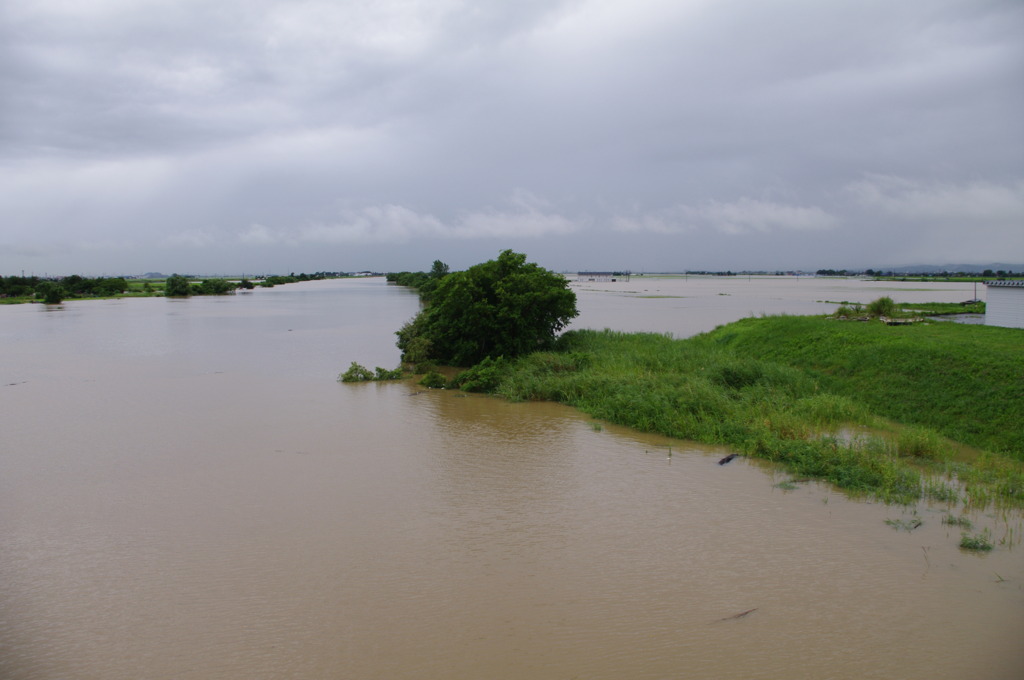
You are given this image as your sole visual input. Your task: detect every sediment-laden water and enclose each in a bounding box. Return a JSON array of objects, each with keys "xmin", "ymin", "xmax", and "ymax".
[{"xmin": 1, "ymin": 277, "xmax": 1020, "ymax": 679}]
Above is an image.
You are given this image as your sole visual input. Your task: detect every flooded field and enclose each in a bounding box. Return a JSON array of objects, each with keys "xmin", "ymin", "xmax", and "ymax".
[{"xmin": 1, "ymin": 276, "xmax": 1020, "ymax": 679}]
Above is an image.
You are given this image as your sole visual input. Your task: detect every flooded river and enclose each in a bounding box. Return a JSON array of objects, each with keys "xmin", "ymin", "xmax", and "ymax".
[{"xmin": 1, "ymin": 276, "xmax": 1020, "ymax": 679}]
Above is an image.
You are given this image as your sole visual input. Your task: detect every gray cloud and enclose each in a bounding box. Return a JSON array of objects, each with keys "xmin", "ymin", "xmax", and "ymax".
[
  {"xmin": 614, "ymin": 199, "xmax": 838, "ymax": 235},
  {"xmin": 2, "ymin": 0, "xmax": 1021, "ymax": 275}
]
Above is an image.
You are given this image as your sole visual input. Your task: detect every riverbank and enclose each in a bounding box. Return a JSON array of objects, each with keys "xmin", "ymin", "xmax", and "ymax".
[{"xmin": 463, "ymin": 316, "xmax": 1022, "ymax": 508}]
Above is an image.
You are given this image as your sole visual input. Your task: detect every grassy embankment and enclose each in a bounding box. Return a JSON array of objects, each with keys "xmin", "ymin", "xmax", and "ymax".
[{"xmin": 467, "ymin": 316, "xmax": 1022, "ymax": 508}]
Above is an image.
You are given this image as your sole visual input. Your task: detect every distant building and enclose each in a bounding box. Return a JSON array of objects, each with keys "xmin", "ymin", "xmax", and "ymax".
[{"xmin": 984, "ymin": 281, "xmax": 1024, "ymax": 329}]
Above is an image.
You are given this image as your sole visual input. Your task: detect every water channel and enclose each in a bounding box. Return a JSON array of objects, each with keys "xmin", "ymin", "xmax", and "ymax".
[{"xmin": 1, "ymin": 276, "xmax": 1021, "ymax": 679}]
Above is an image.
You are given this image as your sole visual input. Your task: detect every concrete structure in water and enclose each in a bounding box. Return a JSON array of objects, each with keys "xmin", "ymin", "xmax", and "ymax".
[{"xmin": 984, "ymin": 280, "xmax": 1024, "ymax": 329}]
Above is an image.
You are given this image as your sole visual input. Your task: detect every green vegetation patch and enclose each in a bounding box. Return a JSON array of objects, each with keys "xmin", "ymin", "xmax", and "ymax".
[
  {"xmin": 457, "ymin": 315, "xmax": 1021, "ymax": 507},
  {"xmin": 703, "ymin": 315, "xmax": 1024, "ymax": 458},
  {"xmin": 395, "ymin": 251, "xmax": 578, "ymax": 366},
  {"xmin": 959, "ymin": 531, "xmax": 994, "ymax": 552},
  {"xmin": 338, "ymin": 362, "xmax": 404, "ymax": 383},
  {"xmin": 378, "ymin": 260, "xmax": 1021, "ymax": 508},
  {"xmin": 898, "ymin": 301, "xmax": 985, "ymax": 316}
]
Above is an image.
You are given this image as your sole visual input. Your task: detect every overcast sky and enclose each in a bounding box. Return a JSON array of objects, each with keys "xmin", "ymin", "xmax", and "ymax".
[{"xmin": 2, "ymin": 0, "xmax": 1022, "ymax": 276}]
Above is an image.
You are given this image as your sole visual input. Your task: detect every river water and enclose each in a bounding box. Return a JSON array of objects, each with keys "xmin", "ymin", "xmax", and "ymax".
[{"xmin": 1, "ymin": 276, "xmax": 1020, "ymax": 679}]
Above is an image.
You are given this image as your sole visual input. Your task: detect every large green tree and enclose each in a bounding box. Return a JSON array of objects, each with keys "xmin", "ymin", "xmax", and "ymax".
[
  {"xmin": 397, "ymin": 250, "xmax": 578, "ymax": 366},
  {"xmin": 164, "ymin": 274, "xmax": 193, "ymax": 297}
]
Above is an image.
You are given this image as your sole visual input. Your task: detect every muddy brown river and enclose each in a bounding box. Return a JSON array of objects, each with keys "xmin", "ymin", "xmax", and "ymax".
[{"xmin": 1, "ymin": 276, "xmax": 1020, "ymax": 679}]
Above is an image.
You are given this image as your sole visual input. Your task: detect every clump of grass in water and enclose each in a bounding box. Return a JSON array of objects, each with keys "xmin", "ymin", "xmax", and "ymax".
[
  {"xmin": 942, "ymin": 514, "xmax": 972, "ymax": 529},
  {"xmin": 885, "ymin": 517, "xmax": 923, "ymax": 532},
  {"xmin": 833, "ymin": 303, "xmax": 862, "ymax": 318},
  {"xmin": 960, "ymin": 530, "xmax": 993, "ymax": 552},
  {"xmin": 896, "ymin": 427, "xmax": 953, "ymax": 461},
  {"xmin": 923, "ymin": 478, "xmax": 959, "ymax": 504},
  {"xmin": 866, "ymin": 296, "xmax": 898, "ymax": 318}
]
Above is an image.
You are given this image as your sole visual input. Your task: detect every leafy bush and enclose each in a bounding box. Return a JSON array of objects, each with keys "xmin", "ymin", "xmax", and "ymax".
[
  {"xmin": 339, "ymin": 363, "xmax": 403, "ymax": 382},
  {"xmin": 834, "ymin": 304, "xmax": 861, "ymax": 318},
  {"xmin": 866, "ymin": 296, "xmax": 898, "ymax": 317},
  {"xmin": 197, "ymin": 278, "xmax": 236, "ymax": 295},
  {"xmin": 396, "ymin": 313, "xmax": 433, "ymax": 365},
  {"xmin": 164, "ymin": 274, "xmax": 193, "ymax": 297},
  {"xmin": 35, "ymin": 281, "xmax": 64, "ymax": 304},
  {"xmin": 449, "ymin": 356, "xmax": 513, "ymax": 392},
  {"xmin": 419, "ymin": 371, "xmax": 447, "ymax": 388},
  {"xmin": 374, "ymin": 366, "xmax": 404, "ymax": 380},
  {"xmin": 413, "ymin": 360, "xmax": 438, "ymax": 374},
  {"xmin": 339, "ymin": 362, "xmax": 375, "ymax": 382}
]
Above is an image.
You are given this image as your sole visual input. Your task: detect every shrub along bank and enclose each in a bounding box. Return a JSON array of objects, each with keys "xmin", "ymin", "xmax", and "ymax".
[{"xmin": 455, "ymin": 317, "xmax": 1022, "ymax": 508}]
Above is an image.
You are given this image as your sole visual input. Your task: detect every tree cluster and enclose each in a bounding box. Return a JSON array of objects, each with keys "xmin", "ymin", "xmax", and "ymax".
[
  {"xmin": 0, "ymin": 275, "xmax": 128, "ymax": 303},
  {"xmin": 395, "ymin": 250, "xmax": 578, "ymax": 367},
  {"xmin": 387, "ymin": 260, "xmax": 449, "ymax": 301},
  {"xmin": 164, "ymin": 274, "xmax": 238, "ymax": 297}
]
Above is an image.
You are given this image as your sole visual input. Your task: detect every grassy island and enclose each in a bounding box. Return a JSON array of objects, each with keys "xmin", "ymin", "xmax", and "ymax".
[{"xmin": 463, "ymin": 316, "xmax": 1022, "ymax": 508}]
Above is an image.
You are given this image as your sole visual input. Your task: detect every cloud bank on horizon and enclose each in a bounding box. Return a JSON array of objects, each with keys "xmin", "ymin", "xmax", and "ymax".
[{"xmin": 2, "ymin": 0, "xmax": 1022, "ymax": 275}]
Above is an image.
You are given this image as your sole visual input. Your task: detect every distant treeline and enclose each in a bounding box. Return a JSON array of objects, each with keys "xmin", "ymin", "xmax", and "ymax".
[
  {"xmin": 677, "ymin": 269, "xmax": 1023, "ymax": 278},
  {"xmin": 818, "ymin": 268, "xmax": 1021, "ymax": 278},
  {"xmin": 385, "ymin": 271, "xmax": 432, "ymax": 287},
  {"xmin": 1, "ymin": 270, "xmax": 380, "ymax": 304},
  {"xmin": 386, "ymin": 260, "xmax": 450, "ymax": 301},
  {"xmin": 1, "ymin": 275, "xmax": 130, "ymax": 301}
]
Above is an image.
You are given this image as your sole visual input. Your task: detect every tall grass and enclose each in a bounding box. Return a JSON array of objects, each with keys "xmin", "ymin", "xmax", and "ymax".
[{"xmin": 470, "ymin": 319, "xmax": 1023, "ymax": 507}]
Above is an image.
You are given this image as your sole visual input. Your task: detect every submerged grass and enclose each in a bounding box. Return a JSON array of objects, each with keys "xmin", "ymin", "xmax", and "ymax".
[
  {"xmin": 960, "ymin": 530, "xmax": 994, "ymax": 552},
  {"xmin": 469, "ymin": 316, "xmax": 1022, "ymax": 508}
]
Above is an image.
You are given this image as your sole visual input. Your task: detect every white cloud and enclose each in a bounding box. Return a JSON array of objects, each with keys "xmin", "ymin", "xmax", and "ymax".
[
  {"xmin": 455, "ymin": 189, "xmax": 581, "ymax": 238},
  {"xmin": 299, "ymin": 205, "xmax": 446, "ymax": 244},
  {"xmin": 612, "ymin": 199, "xmax": 838, "ymax": 235},
  {"xmin": 236, "ymin": 190, "xmax": 582, "ymax": 246},
  {"xmin": 848, "ymin": 175, "xmax": 1024, "ymax": 225},
  {"xmin": 611, "ymin": 205, "xmax": 697, "ymax": 234},
  {"xmin": 701, "ymin": 199, "xmax": 839, "ymax": 235}
]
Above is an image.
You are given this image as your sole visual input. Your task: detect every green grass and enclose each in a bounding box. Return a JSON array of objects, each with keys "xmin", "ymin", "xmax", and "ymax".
[
  {"xmin": 464, "ymin": 315, "xmax": 1023, "ymax": 507},
  {"xmin": 959, "ymin": 531, "xmax": 994, "ymax": 552},
  {"xmin": 701, "ymin": 316, "xmax": 1023, "ymax": 458},
  {"xmin": 823, "ymin": 300, "xmax": 985, "ymax": 317},
  {"xmin": 942, "ymin": 514, "xmax": 973, "ymax": 529},
  {"xmin": 897, "ymin": 301, "xmax": 985, "ymax": 316}
]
